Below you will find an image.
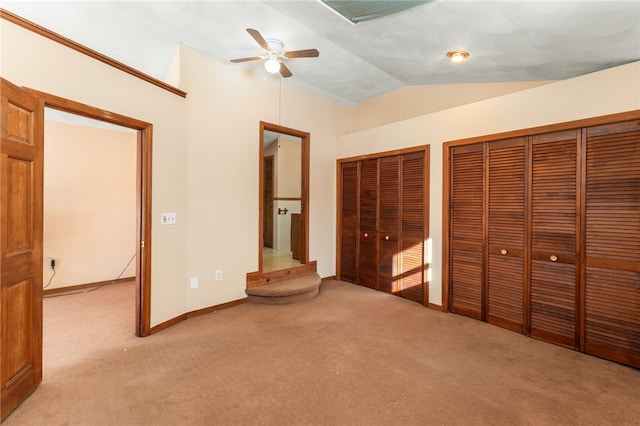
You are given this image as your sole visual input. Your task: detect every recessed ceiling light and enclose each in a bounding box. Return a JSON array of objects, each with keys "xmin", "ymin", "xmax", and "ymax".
[{"xmin": 447, "ymin": 50, "xmax": 470, "ymax": 63}]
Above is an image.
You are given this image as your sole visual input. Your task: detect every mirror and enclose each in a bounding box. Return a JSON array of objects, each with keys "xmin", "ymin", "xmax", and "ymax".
[
  {"xmin": 255, "ymin": 121, "xmax": 310, "ymax": 279},
  {"xmin": 263, "ymin": 131, "xmax": 302, "ymax": 272}
]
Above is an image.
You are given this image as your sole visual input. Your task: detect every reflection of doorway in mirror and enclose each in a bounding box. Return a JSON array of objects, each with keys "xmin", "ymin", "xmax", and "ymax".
[{"xmin": 262, "ymin": 136, "xmax": 302, "ymax": 272}]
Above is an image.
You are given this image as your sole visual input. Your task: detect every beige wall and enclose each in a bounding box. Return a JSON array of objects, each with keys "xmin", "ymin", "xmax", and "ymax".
[
  {"xmin": 337, "ymin": 61, "xmax": 640, "ymax": 306},
  {"xmin": 181, "ymin": 47, "xmax": 351, "ymax": 312},
  {"xmin": 2, "ymin": 20, "xmax": 189, "ymax": 326},
  {"xmin": 43, "ymin": 120, "xmax": 136, "ymax": 289},
  {"xmin": 3, "ymin": 15, "xmax": 638, "ymax": 325},
  {"xmin": 1, "ymin": 19, "xmax": 352, "ymax": 324},
  {"xmin": 352, "ymin": 81, "xmax": 554, "ymax": 132},
  {"xmin": 276, "ymin": 138, "xmax": 301, "ymax": 199}
]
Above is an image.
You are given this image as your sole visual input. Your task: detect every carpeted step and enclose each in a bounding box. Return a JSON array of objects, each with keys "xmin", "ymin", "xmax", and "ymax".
[{"xmin": 245, "ymin": 272, "xmax": 321, "ymax": 305}]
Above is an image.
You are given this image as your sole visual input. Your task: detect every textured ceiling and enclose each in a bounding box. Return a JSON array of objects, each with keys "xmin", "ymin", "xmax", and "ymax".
[{"xmin": 2, "ymin": 0, "xmax": 639, "ymax": 107}]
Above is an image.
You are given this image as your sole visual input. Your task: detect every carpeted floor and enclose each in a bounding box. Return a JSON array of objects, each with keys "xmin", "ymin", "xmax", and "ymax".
[{"xmin": 5, "ymin": 279, "xmax": 640, "ymax": 425}]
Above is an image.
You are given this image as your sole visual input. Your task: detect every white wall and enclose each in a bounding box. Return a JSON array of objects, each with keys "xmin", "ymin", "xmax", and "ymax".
[
  {"xmin": 43, "ymin": 120, "xmax": 136, "ymax": 289},
  {"xmin": 338, "ymin": 61, "xmax": 640, "ymax": 306}
]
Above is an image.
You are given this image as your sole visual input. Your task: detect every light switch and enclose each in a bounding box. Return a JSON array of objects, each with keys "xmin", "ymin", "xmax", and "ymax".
[{"xmin": 161, "ymin": 213, "xmax": 177, "ymax": 225}]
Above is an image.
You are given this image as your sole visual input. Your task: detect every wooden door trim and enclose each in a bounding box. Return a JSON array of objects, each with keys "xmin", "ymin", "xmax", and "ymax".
[
  {"xmin": 248, "ymin": 121, "xmax": 311, "ymax": 288},
  {"xmin": 24, "ymin": 87, "xmax": 153, "ymax": 337},
  {"xmin": 263, "ymin": 155, "xmax": 274, "ymax": 249},
  {"xmin": 422, "ymin": 147, "xmax": 431, "ymax": 307},
  {"xmin": 338, "ymin": 144, "xmax": 431, "ymax": 164},
  {"xmin": 444, "ymin": 110, "xmax": 640, "ymax": 149}
]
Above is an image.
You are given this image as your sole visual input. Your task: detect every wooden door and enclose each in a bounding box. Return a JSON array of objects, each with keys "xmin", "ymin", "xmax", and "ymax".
[
  {"xmin": 378, "ymin": 156, "xmax": 400, "ymax": 294},
  {"xmin": 399, "ymin": 151, "xmax": 425, "ymax": 303},
  {"xmin": 449, "ymin": 144, "xmax": 484, "ymax": 320},
  {"xmin": 1, "ymin": 79, "xmax": 43, "ymax": 420},
  {"xmin": 290, "ymin": 213, "xmax": 302, "ymax": 260},
  {"xmin": 263, "ymin": 156, "xmax": 274, "ymax": 248},
  {"xmin": 486, "ymin": 138, "xmax": 526, "ymax": 333},
  {"xmin": 339, "ymin": 162, "xmax": 358, "ymax": 282},
  {"xmin": 583, "ymin": 120, "xmax": 640, "ymax": 367},
  {"xmin": 358, "ymin": 159, "xmax": 378, "ymax": 288},
  {"xmin": 530, "ymin": 130, "xmax": 580, "ymax": 348}
]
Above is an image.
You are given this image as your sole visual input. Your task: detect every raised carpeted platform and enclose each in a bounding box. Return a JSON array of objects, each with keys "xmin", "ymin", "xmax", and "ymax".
[{"xmin": 245, "ymin": 272, "xmax": 321, "ymax": 304}]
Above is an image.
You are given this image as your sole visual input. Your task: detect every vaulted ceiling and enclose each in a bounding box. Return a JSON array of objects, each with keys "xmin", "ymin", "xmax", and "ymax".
[{"xmin": 3, "ymin": 1, "xmax": 639, "ymax": 107}]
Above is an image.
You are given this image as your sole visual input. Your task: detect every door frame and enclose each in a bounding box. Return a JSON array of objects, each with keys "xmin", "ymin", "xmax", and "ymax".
[
  {"xmin": 25, "ymin": 87, "xmax": 153, "ymax": 336},
  {"xmin": 262, "ymin": 155, "xmax": 275, "ymax": 249},
  {"xmin": 246, "ymin": 121, "xmax": 313, "ymax": 287}
]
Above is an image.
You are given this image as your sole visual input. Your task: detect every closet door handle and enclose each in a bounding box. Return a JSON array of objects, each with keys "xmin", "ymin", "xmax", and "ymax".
[
  {"xmin": 364, "ymin": 233, "xmax": 369, "ymax": 238},
  {"xmin": 550, "ymin": 254, "xmax": 558, "ymax": 262},
  {"xmin": 500, "ymin": 249, "xmax": 508, "ymax": 255},
  {"xmin": 384, "ymin": 235, "xmax": 390, "ymax": 241}
]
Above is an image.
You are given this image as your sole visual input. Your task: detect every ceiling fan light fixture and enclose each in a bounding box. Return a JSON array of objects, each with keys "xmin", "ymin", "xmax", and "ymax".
[
  {"xmin": 447, "ymin": 50, "xmax": 469, "ymax": 63},
  {"xmin": 265, "ymin": 58, "xmax": 281, "ymax": 74}
]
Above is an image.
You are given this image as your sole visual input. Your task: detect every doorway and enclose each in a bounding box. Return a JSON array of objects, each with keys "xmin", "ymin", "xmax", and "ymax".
[
  {"xmin": 37, "ymin": 90, "xmax": 152, "ymax": 337},
  {"xmin": 247, "ymin": 121, "xmax": 314, "ymax": 287},
  {"xmin": 42, "ymin": 109, "xmax": 137, "ymax": 371},
  {"xmin": 0, "ymin": 79, "xmax": 153, "ymax": 422}
]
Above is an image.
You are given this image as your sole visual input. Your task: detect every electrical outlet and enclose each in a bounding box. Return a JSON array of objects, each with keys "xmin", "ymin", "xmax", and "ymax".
[
  {"xmin": 50, "ymin": 258, "xmax": 56, "ymax": 269},
  {"xmin": 190, "ymin": 277, "xmax": 198, "ymax": 289},
  {"xmin": 215, "ymin": 270, "xmax": 223, "ymax": 282}
]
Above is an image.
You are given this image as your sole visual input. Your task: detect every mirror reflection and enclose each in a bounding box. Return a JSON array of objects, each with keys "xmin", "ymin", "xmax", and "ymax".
[{"xmin": 262, "ymin": 130, "xmax": 303, "ymax": 273}]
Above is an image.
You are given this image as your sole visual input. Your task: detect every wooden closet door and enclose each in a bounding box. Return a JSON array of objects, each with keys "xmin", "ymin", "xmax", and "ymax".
[
  {"xmin": 400, "ymin": 151, "xmax": 425, "ymax": 303},
  {"xmin": 378, "ymin": 156, "xmax": 400, "ymax": 294},
  {"xmin": 450, "ymin": 144, "xmax": 484, "ymax": 319},
  {"xmin": 339, "ymin": 161, "xmax": 358, "ymax": 283},
  {"xmin": 530, "ymin": 130, "xmax": 580, "ymax": 348},
  {"xmin": 584, "ymin": 120, "xmax": 640, "ymax": 367},
  {"xmin": 358, "ymin": 159, "xmax": 378, "ymax": 288},
  {"xmin": 486, "ymin": 138, "xmax": 526, "ymax": 333}
]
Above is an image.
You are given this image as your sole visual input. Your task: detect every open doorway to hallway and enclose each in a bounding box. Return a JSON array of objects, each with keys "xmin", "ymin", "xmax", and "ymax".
[{"xmin": 42, "ymin": 109, "xmax": 137, "ymax": 373}]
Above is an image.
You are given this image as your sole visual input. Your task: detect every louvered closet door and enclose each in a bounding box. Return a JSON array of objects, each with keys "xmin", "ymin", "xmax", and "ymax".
[
  {"xmin": 358, "ymin": 159, "xmax": 378, "ymax": 288},
  {"xmin": 486, "ymin": 138, "xmax": 526, "ymax": 333},
  {"xmin": 530, "ymin": 130, "xmax": 579, "ymax": 348},
  {"xmin": 339, "ymin": 161, "xmax": 358, "ymax": 283},
  {"xmin": 400, "ymin": 152, "xmax": 425, "ymax": 303},
  {"xmin": 378, "ymin": 156, "xmax": 400, "ymax": 294},
  {"xmin": 584, "ymin": 120, "xmax": 640, "ymax": 367},
  {"xmin": 450, "ymin": 144, "xmax": 484, "ymax": 320}
]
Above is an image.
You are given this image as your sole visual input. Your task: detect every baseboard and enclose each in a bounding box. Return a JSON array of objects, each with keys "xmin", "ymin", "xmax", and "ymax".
[
  {"xmin": 321, "ymin": 275, "xmax": 337, "ymax": 282},
  {"xmin": 43, "ymin": 276, "xmax": 135, "ymax": 296},
  {"xmin": 428, "ymin": 302, "xmax": 443, "ymax": 311},
  {"xmin": 149, "ymin": 298, "xmax": 247, "ymax": 335}
]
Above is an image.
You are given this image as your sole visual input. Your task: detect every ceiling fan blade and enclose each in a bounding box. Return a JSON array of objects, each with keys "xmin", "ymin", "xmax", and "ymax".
[
  {"xmin": 246, "ymin": 28, "xmax": 269, "ymax": 51},
  {"xmin": 284, "ymin": 49, "xmax": 320, "ymax": 59},
  {"xmin": 279, "ymin": 62, "xmax": 293, "ymax": 78},
  {"xmin": 230, "ymin": 56, "xmax": 262, "ymax": 63}
]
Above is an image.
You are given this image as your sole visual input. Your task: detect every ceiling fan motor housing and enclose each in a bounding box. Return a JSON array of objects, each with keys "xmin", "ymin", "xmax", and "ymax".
[{"xmin": 265, "ymin": 39, "xmax": 284, "ymax": 57}]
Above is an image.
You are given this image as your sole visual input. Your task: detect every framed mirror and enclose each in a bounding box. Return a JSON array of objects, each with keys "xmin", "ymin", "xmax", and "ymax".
[{"xmin": 247, "ymin": 121, "xmax": 313, "ymax": 287}]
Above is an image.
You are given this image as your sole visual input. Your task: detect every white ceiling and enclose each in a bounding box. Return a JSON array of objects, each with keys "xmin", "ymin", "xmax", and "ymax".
[{"xmin": 3, "ymin": 0, "xmax": 639, "ymax": 107}]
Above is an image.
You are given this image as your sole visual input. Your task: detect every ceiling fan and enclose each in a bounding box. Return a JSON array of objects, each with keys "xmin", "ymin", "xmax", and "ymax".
[{"xmin": 230, "ymin": 28, "xmax": 320, "ymax": 78}]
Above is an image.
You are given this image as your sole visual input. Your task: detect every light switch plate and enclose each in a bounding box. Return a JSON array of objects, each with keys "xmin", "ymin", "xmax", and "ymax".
[{"xmin": 161, "ymin": 213, "xmax": 177, "ymax": 225}]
